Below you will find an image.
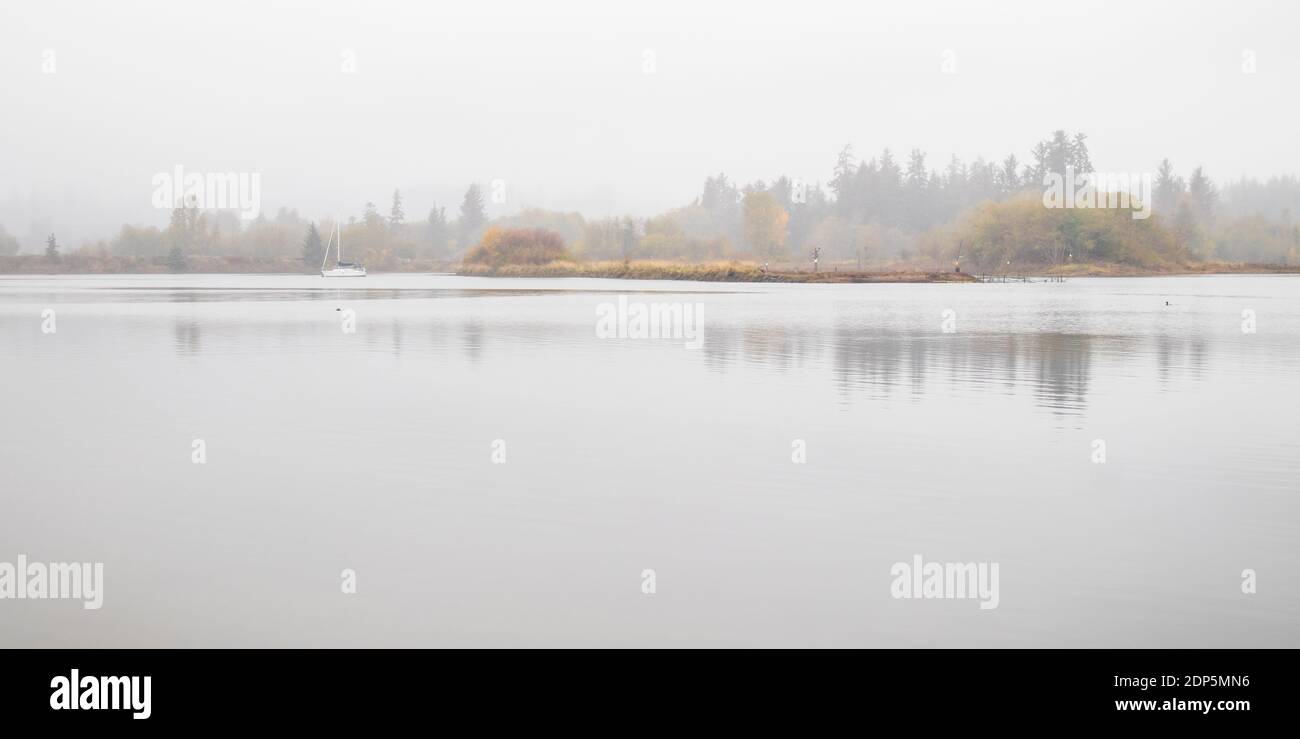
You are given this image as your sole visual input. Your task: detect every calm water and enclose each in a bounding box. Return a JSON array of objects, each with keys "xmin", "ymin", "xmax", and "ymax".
[{"xmin": 1, "ymin": 273, "xmax": 1297, "ymax": 647}]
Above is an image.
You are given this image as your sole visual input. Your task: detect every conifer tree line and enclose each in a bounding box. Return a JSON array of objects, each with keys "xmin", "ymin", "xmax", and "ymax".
[{"xmin": 7, "ymin": 130, "xmax": 1298, "ymax": 270}]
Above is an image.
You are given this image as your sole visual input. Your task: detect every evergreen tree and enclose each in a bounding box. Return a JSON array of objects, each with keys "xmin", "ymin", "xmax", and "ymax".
[
  {"xmin": 1174, "ymin": 200, "xmax": 1207, "ymax": 258},
  {"xmin": 770, "ymin": 176, "xmax": 794, "ymax": 208},
  {"xmin": 167, "ymin": 242, "xmax": 186, "ymax": 271},
  {"xmin": 1046, "ymin": 130, "xmax": 1072, "ymax": 176},
  {"xmin": 1154, "ymin": 159, "xmax": 1185, "ymax": 216},
  {"xmin": 944, "ymin": 155, "xmax": 968, "ymax": 218},
  {"xmin": 829, "ymin": 144, "xmax": 857, "ymax": 219},
  {"xmin": 389, "ymin": 189, "xmax": 405, "ymax": 228},
  {"xmin": 165, "ymin": 196, "xmax": 203, "ymax": 259},
  {"xmin": 458, "ymin": 184, "xmax": 487, "ymax": 246},
  {"xmin": 1027, "ymin": 140, "xmax": 1050, "ymax": 185},
  {"xmin": 699, "ymin": 173, "xmax": 740, "ymax": 239},
  {"xmin": 620, "ymin": 216, "xmax": 637, "ymax": 260},
  {"xmin": 1188, "ymin": 166, "xmax": 1218, "ymax": 223},
  {"xmin": 852, "ymin": 158, "xmax": 877, "ymax": 222},
  {"xmin": 875, "ymin": 149, "xmax": 903, "ymax": 227},
  {"xmin": 904, "ymin": 149, "xmax": 930, "ymax": 229},
  {"xmin": 967, "ymin": 157, "xmax": 999, "ymax": 206},
  {"xmin": 302, "ymin": 222, "xmax": 324, "ymax": 266},
  {"xmin": 999, "ymin": 154, "xmax": 1021, "ymax": 194},
  {"xmin": 426, "ymin": 206, "xmax": 449, "ymax": 257},
  {"xmin": 363, "ymin": 201, "xmax": 383, "ymax": 229},
  {"xmin": 1069, "ymin": 132, "xmax": 1094, "ymax": 173},
  {"xmin": 45, "ymin": 233, "xmax": 60, "ymax": 262}
]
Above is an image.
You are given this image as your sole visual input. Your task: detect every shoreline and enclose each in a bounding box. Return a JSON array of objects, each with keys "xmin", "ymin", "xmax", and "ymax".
[
  {"xmin": 455, "ymin": 260, "xmax": 1300, "ymax": 282},
  {"xmin": 1035, "ymin": 262, "xmax": 1300, "ymax": 278},
  {"xmin": 456, "ymin": 262, "xmax": 979, "ymax": 283},
  {"xmin": 1, "ymin": 256, "xmax": 1296, "ymax": 282}
]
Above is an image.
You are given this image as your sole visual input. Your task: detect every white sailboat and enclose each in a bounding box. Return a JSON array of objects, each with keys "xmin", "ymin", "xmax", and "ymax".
[{"xmin": 320, "ymin": 221, "xmax": 366, "ymax": 277}]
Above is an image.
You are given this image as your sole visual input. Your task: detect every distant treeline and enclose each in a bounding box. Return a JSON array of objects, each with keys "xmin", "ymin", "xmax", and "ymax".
[{"xmin": 4, "ymin": 130, "xmax": 1298, "ymax": 272}]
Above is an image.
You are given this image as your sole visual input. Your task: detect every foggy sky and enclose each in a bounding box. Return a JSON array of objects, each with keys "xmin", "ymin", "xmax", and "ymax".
[{"xmin": 2, "ymin": 0, "xmax": 1297, "ymax": 246}]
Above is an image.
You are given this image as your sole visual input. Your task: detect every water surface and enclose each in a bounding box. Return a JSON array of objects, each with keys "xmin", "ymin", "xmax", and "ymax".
[{"xmin": 1, "ymin": 273, "xmax": 1296, "ymax": 646}]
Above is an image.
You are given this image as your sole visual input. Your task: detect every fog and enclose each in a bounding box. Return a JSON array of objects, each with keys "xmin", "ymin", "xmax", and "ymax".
[{"xmin": 2, "ymin": 0, "xmax": 1298, "ymax": 247}]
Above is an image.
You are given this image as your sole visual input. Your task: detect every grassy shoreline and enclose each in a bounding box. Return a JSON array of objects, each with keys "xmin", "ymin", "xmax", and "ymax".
[
  {"xmin": 1037, "ymin": 261, "xmax": 1300, "ymax": 277},
  {"xmin": 456, "ymin": 259, "xmax": 1300, "ymax": 282},
  {"xmin": 2, "ymin": 255, "xmax": 1296, "ymax": 280},
  {"xmin": 457, "ymin": 260, "xmax": 979, "ymax": 283}
]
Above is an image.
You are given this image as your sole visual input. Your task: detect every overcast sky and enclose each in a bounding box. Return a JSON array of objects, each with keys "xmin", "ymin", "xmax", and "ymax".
[{"xmin": 2, "ymin": 0, "xmax": 1297, "ymax": 244}]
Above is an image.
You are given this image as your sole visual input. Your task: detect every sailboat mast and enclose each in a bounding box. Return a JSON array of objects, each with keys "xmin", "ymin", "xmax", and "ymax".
[{"xmin": 320, "ymin": 222, "xmax": 333, "ymax": 272}]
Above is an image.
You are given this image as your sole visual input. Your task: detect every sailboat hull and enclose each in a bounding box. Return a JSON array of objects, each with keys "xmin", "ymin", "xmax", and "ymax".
[{"xmin": 321, "ymin": 266, "xmax": 367, "ymax": 277}]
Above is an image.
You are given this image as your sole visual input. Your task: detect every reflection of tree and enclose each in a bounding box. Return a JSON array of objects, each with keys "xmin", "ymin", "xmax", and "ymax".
[
  {"xmin": 701, "ymin": 323, "xmax": 739, "ymax": 373},
  {"xmin": 822, "ymin": 329, "xmax": 1105, "ymax": 415},
  {"xmin": 172, "ymin": 320, "xmax": 201, "ymax": 357},
  {"xmin": 833, "ymin": 331, "xmax": 907, "ymax": 397},
  {"xmin": 461, "ymin": 320, "xmax": 483, "ymax": 364},
  {"xmin": 163, "ymin": 297, "xmax": 1215, "ymax": 421},
  {"xmin": 742, "ymin": 325, "xmax": 817, "ymax": 373},
  {"xmin": 1029, "ymin": 333, "xmax": 1093, "ymax": 414},
  {"xmin": 1155, "ymin": 334, "xmax": 1209, "ymax": 387}
]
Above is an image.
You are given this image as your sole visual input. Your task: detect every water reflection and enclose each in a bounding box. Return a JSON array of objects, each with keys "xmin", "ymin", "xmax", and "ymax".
[
  {"xmin": 461, "ymin": 320, "xmax": 484, "ymax": 364},
  {"xmin": 6, "ymin": 275, "xmax": 1297, "ymax": 647},
  {"xmin": 1155, "ymin": 334, "xmax": 1210, "ymax": 388},
  {"xmin": 1028, "ymin": 333, "xmax": 1094, "ymax": 414},
  {"xmin": 173, "ymin": 319, "xmax": 202, "ymax": 356},
  {"xmin": 698, "ymin": 319, "xmax": 1225, "ymax": 419},
  {"xmin": 1, "ymin": 285, "xmax": 584, "ymax": 304},
  {"xmin": 158, "ymin": 310, "xmax": 1229, "ymax": 420}
]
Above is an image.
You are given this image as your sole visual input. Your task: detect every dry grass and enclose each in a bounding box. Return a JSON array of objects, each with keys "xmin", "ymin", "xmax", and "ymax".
[
  {"xmin": 456, "ymin": 260, "xmax": 979, "ymax": 283},
  {"xmin": 1036, "ymin": 260, "xmax": 1300, "ymax": 277}
]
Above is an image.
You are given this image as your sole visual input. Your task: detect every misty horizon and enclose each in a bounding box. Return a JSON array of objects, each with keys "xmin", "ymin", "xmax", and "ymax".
[{"xmin": 3, "ymin": 0, "xmax": 1299, "ymax": 248}]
